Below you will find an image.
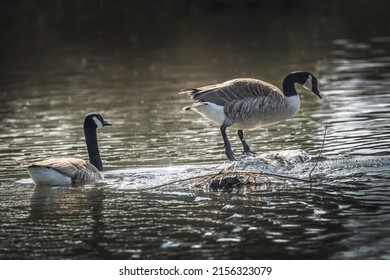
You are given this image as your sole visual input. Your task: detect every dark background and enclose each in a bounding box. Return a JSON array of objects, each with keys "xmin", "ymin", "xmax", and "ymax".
[{"xmin": 1, "ymin": 0, "xmax": 389, "ymax": 57}]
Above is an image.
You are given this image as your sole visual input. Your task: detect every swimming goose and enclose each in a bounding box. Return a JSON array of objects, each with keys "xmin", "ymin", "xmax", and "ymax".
[
  {"xmin": 27, "ymin": 113, "xmax": 112, "ymax": 186},
  {"xmin": 182, "ymin": 71, "xmax": 322, "ymax": 161}
]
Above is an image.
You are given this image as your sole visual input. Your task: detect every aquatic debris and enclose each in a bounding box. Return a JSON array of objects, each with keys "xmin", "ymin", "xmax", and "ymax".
[
  {"xmin": 146, "ymin": 124, "xmax": 330, "ymax": 192},
  {"xmin": 209, "ymin": 176, "xmax": 244, "ymax": 190},
  {"xmin": 147, "ymin": 166, "xmax": 311, "ymax": 192},
  {"xmin": 309, "ymin": 123, "xmax": 328, "ymax": 182},
  {"xmin": 192, "ymin": 169, "xmax": 271, "ymax": 192}
]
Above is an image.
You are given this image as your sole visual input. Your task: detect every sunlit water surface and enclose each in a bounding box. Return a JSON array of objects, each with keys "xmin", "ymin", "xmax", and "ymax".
[{"xmin": 1, "ymin": 36, "xmax": 390, "ymax": 259}]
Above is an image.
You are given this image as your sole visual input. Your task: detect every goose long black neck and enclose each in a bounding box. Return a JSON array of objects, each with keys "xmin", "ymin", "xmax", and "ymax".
[
  {"xmin": 84, "ymin": 122, "xmax": 103, "ymax": 171},
  {"xmin": 282, "ymin": 72, "xmax": 308, "ymax": 97}
]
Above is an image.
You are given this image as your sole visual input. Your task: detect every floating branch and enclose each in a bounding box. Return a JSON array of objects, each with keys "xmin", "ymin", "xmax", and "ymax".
[
  {"xmin": 309, "ymin": 123, "xmax": 329, "ymax": 182},
  {"xmin": 147, "ymin": 168, "xmax": 310, "ymax": 191}
]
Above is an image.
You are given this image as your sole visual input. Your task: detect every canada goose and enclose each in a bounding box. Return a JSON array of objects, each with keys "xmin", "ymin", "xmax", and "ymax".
[
  {"xmin": 27, "ymin": 113, "xmax": 112, "ymax": 186},
  {"xmin": 182, "ymin": 71, "xmax": 322, "ymax": 161}
]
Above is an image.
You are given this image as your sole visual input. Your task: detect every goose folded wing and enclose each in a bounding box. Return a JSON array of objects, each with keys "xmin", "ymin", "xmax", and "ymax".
[
  {"xmin": 182, "ymin": 78, "xmax": 282, "ymax": 106},
  {"xmin": 28, "ymin": 158, "xmax": 103, "ymax": 183}
]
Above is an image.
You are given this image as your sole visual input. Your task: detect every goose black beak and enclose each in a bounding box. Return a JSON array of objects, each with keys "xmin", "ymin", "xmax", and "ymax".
[
  {"xmin": 103, "ymin": 120, "xmax": 112, "ymax": 126},
  {"xmin": 313, "ymin": 88, "xmax": 322, "ymax": 99}
]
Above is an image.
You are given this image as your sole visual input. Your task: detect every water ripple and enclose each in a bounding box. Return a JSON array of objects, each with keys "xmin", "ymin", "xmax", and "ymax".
[{"xmin": 1, "ymin": 36, "xmax": 390, "ymax": 259}]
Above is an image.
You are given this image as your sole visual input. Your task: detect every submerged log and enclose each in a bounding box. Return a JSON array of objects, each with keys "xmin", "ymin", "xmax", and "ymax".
[{"xmin": 148, "ymin": 124, "xmax": 328, "ymax": 192}]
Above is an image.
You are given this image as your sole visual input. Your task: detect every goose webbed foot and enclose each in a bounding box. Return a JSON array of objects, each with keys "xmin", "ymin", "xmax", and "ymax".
[{"xmin": 243, "ymin": 149, "xmax": 256, "ymax": 157}]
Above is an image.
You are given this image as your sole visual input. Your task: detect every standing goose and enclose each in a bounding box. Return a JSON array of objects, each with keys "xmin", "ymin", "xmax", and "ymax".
[
  {"xmin": 27, "ymin": 113, "xmax": 112, "ymax": 186},
  {"xmin": 182, "ymin": 71, "xmax": 322, "ymax": 161}
]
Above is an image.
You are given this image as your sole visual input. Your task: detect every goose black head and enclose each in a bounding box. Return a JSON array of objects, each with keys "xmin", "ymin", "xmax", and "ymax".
[
  {"xmin": 84, "ymin": 113, "xmax": 112, "ymax": 129},
  {"xmin": 298, "ymin": 72, "xmax": 322, "ymax": 99}
]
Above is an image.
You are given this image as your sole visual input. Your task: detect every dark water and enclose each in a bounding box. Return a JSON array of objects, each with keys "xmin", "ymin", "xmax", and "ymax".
[{"xmin": 1, "ymin": 5, "xmax": 390, "ymax": 259}]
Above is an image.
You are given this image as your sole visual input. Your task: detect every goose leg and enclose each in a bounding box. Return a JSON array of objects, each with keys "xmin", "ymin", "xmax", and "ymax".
[
  {"xmin": 220, "ymin": 125, "xmax": 238, "ymax": 161},
  {"xmin": 238, "ymin": 130, "xmax": 255, "ymax": 156}
]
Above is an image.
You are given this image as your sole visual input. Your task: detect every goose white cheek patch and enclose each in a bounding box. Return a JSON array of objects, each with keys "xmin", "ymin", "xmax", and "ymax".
[
  {"xmin": 303, "ymin": 75, "xmax": 313, "ymax": 91},
  {"xmin": 92, "ymin": 116, "xmax": 103, "ymax": 128}
]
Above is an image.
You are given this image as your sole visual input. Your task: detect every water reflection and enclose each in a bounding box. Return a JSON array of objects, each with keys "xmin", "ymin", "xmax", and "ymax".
[{"xmin": 25, "ymin": 185, "xmax": 109, "ymax": 259}]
